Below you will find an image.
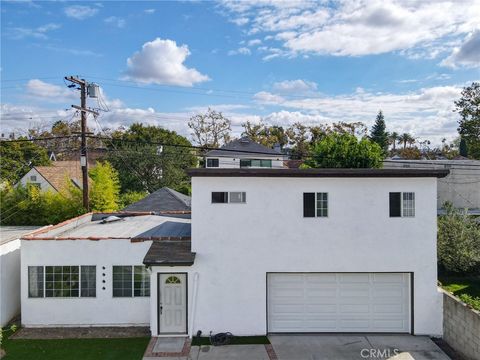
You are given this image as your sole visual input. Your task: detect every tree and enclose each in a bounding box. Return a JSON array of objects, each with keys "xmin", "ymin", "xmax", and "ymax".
[
  {"xmin": 438, "ymin": 203, "xmax": 480, "ymax": 274},
  {"xmin": 303, "ymin": 133, "xmax": 383, "ymax": 168},
  {"xmin": 107, "ymin": 123, "xmax": 197, "ymax": 193},
  {"xmin": 459, "ymin": 138, "xmax": 468, "ymax": 157},
  {"xmin": 0, "ymin": 139, "xmax": 50, "ymax": 184},
  {"xmin": 89, "ymin": 161, "xmax": 120, "ymax": 212},
  {"xmin": 369, "ymin": 111, "xmax": 389, "ymax": 154},
  {"xmin": 388, "ymin": 132, "xmax": 399, "ymax": 152},
  {"xmin": 286, "ymin": 122, "xmax": 310, "ymax": 159},
  {"xmin": 188, "ymin": 108, "xmax": 231, "ymax": 148},
  {"xmin": 454, "ymin": 82, "xmax": 480, "ymax": 159},
  {"xmin": 241, "ymin": 121, "xmax": 288, "ymax": 149},
  {"xmin": 398, "ymin": 133, "xmax": 415, "ymax": 149}
]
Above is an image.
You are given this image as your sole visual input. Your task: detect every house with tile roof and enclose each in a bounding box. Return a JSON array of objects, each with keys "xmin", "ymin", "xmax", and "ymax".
[
  {"xmin": 204, "ymin": 137, "xmax": 287, "ymax": 169},
  {"xmin": 17, "ymin": 161, "xmax": 95, "ymax": 193}
]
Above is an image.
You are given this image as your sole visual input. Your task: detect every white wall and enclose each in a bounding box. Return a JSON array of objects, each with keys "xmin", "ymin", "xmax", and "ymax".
[
  {"xmin": 0, "ymin": 239, "xmax": 21, "ymax": 326},
  {"xmin": 21, "ymin": 239, "xmax": 152, "ymax": 327},
  {"xmin": 18, "ymin": 168, "xmax": 55, "ymax": 192},
  {"xmin": 205, "ymin": 156, "xmax": 285, "ymax": 169},
  {"xmin": 186, "ymin": 176, "xmax": 442, "ymax": 336}
]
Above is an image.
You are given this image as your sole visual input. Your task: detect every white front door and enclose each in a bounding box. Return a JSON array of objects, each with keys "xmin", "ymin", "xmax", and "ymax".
[{"xmin": 158, "ymin": 273, "xmax": 187, "ymax": 334}]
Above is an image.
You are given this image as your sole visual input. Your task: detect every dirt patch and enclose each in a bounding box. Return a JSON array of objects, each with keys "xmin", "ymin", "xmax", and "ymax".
[{"xmin": 10, "ymin": 326, "xmax": 150, "ymax": 339}]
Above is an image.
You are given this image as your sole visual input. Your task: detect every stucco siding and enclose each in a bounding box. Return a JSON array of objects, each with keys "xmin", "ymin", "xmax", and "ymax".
[
  {"xmin": 0, "ymin": 239, "xmax": 21, "ymax": 326},
  {"xmin": 188, "ymin": 176, "xmax": 442, "ymax": 336},
  {"xmin": 21, "ymin": 239, "xmax": 152, "ymax": 327}
]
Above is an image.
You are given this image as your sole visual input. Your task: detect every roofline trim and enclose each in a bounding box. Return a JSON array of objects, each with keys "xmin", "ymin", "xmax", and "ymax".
[{"xmin": 187, "ymin": 168, "xmax": 450, "ymax": 178}]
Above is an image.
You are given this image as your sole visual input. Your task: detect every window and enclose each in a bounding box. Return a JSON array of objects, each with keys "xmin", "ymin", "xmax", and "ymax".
[
  {"xmin": 28, "ymin": 266, "xmax": 95, "ymax": 298},
  {"xmin": 229, "ymin": 192, "xmax": 246, "ymax": 203},
  {"xmin": 389, "ymin": 192, "xmax": 415, "ymax": 217},
  {"xmin": 165, "ymin": 275, "xmax": 181, "ymax": 284},
  {"xmin": 212, "ymin": 192, "xmax": 228, "ymax": 203},
  {"xmin": 240, "ymin": 159, "xmax": 272, "ymax": 168},
  {"xmin": 134, "ymin": 266, "xmax": 150, "ymax": 297},
  {"xmin": 28, "ymin": 266, "xmax": 44, "ymax": 298},
  {"xmin": 206, "ymin": 158, "xmax": 219, "ymax": 168},
  {"xmin": 113, "ymin": 266, "xmax": 150, "ymax": 297},
  {"xmin": 30, "ymin": 175, "xmax": 37, "ymax": 181},
  {"xmin": 303, "ymin": 192, "xmax": 328, "ymax": 217}
]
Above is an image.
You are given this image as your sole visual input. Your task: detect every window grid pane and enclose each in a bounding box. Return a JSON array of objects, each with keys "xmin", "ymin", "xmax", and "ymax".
[
  {"xmin": 316, "ymin": 192, "xmax": 328, "ymax": 217},
  {"xmin": 45, "ymin": 266, "xmax": 79, "ymax": 297},
  {"xmin": 113, "ymin": 266, "xmax": 133, "ymax": 297},
  {"xmin": 81, "ymin": 266, "xmax": 96, "ymax": 297},
  {"xmin": 28, "ymin": 266, "xmax": 44, "ymax": 298},
  {"xmin": 229, "ymin": 192, "xmax": 246, "ymax": 203},
  {"xmin": 133, "ymin": 266, "xmax": 150, "ymax": 297},
  {"xmin": 402, "ymin": 192, "xmax": 415, "ymax": 217}
]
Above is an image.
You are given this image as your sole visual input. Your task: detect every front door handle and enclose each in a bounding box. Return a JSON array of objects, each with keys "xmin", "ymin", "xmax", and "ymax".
[{"xmin": 160, "ymin": 305, "xmax": 163, "ymax": 315}]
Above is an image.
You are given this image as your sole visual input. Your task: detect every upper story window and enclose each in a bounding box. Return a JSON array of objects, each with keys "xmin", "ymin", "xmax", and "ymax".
[
  {"xmin": 240, "ymin": 159, "xmax": 272, "ymax": 168},
  {"xmin": 30, "ymin": 175, "xmax": 37, "ymax": 181},
  {"xmin": 389, "ymin": 192, "xmax": 415, "ymax": 217},
  {"xmin": 206, "ymin": 158, "xmax": 219, "ymax": 168},
  {"xmin": 28, "ymin": 265, "xmax": 96, "ymax": 298},
  {"xmin": 303, "ymin": 192, "xmax": 328, "ymax": 218},
  {"xmin": 212, "ymin": 191, "xmax": 246, "ymax": 204}
]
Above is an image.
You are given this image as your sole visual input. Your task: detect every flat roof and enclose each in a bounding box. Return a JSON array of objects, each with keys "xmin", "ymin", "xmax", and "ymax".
[
  {"xmin": 23, "ymin": 213, "xmax": 191, "ymax": 241},
  {"xmin": 0, "ymin": 226, "xmax": 41, "ymax": 245},
  {"xmin": 187, "ymin": 168, "xmax": 450, "ymax": 178}
]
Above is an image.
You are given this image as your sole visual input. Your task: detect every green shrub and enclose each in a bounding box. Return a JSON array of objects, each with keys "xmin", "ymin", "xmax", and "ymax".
[{"xmin": 458, "ymin": 294, "xmax": 480, "ymax": 311}]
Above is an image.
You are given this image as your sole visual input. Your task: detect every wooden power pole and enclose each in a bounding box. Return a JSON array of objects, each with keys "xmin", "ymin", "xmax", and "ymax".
[{"xmin": 64, "ymin": 76, "xmax": 99, "ymax": 211}]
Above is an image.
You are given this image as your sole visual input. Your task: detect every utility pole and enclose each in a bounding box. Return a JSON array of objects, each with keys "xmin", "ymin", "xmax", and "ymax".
[{"xmin": 64, "ymin": 76, "xmax": 99, "ymax": 211}]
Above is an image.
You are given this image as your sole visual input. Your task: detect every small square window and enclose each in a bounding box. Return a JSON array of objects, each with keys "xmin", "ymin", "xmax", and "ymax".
[
  {"xmin": 206, "ymin": 158, "xmax": 219, "ymax": 168},
  {"xmin": 229, "ymin": 192, "xmax": 246, "ymax": 203},
  {"xmin": 30, "ymin": 175, "xmax": 37, "ymax": 181},
  {"xmin": 389, "ymin": 192, "xmax": 415, "ymax": 218},
  {"xmin": 212, "ymin": 192, "xmax": 228, "ymax": 203},
  {"xmin": 303, "ymin": 193, "xmax": 328, "ymax": 217}
]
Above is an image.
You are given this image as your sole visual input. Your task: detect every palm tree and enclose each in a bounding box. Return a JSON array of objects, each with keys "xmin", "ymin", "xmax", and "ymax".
[
  {"xmin": 398, "ymin": 133, "xmax": 415, "ymax": 149},
  {"xmin": 388, "ymin": 132, "xmax": 399, "ymax": 151}
]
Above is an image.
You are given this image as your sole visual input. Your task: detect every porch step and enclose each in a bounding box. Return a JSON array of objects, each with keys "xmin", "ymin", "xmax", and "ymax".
[{"xmin": 143, "ymin": 337, "xmax": 191, "ymax": 359}]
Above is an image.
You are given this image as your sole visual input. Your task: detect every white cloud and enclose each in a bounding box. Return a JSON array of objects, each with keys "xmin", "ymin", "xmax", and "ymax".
[
  {"xmin": 247, "ymin": 39, "xmax": 262, "ymax": 46},
  {"xmin": 253, "ymin": 91, "xmax": 285, "ymax": 104},
  {"xmin": 104, "ymin": 16, "xmax": 126, "ymax": 28},
  {"xmin": 220, "ymin": 1, "xmax": 480, "ymax": 61},
  {"xmin": 273, "ymin": 79, "xmax": 317, "ymax": 93},
  {"xmin": 25, "ymin": 79, "xmax": 77, "ymax": 103},
  {"xmin": 441, "ymin": 31, "xmax": 480, "ymax": 68},
  {"xmin": 64, "ymin": 5, "xmax": 98, "ymax": 20},
  {"xmin": 144, "ymin": 9, "xmax": 155, "ymax": 14},
  {"xmin": 7, "ymin": 23, "xmax": 60, "ymax": 40},
  {"xmin": 228, "ymin": 47, "xmax": 251, "ymax": 56},
  {"xmin": 124, "ymin": 38, "xmax": 210, "ymax": 87}
]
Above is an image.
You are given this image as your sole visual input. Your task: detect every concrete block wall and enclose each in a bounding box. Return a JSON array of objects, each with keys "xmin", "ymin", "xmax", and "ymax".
[{"xmin": 443, "ymin": 291, "xmax": 480, "ymax": 360}]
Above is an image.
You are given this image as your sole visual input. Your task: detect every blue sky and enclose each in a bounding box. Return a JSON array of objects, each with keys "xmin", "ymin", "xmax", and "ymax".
[{"xmin": 1, "ymin": 0, "xmax": 479, "ymax": 145}]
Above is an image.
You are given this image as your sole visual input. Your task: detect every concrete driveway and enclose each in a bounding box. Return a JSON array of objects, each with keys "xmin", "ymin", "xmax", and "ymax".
[{"xmin": 269, "ymin": 334, "xmax": 450, "ymax": 360}]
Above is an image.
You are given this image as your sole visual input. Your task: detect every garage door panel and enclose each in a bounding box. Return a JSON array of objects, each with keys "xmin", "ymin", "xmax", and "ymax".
[{"xmin": 268, "ymin": 273, "xmax": 410, "ymax": 333}]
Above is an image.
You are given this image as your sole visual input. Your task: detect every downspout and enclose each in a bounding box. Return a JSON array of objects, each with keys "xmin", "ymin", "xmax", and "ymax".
[{"xmin": 189, "ymin": 272, "xmax": 199, "ymax": 338}]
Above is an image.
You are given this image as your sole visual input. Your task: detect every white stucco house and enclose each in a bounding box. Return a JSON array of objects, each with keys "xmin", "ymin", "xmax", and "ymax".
[
  {"xmin": 204, "ymin": 137, "xmax": 287, "ymax": 169},
  {"xmin": 20, "ymin": 168, "xmax": 449, "ymax": 337}
]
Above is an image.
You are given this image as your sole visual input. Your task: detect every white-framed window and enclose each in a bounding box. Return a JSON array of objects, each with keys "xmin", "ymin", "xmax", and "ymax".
[
  {"xmin": 389, "ymin": 192, "xmax": 415, "ymax": 217},
  {"xmin": 28, "ymin": 265, "xmax": 96, "ymax": 298},
  {"xmin": 211, "ymin": 192, "xmax": 246, "ymax": 204},
  {"xmin": 30, "ymin": 175, "xmax": 37, "ymax": 181},
  {"xmin": 303, "ymin": 192, "xmax": 328, "ymax": 217},
  {"xmin": 112, "ymin": 265, "xmax": 150, "ymax": 297},
  {"xmin": 206, "ymin": 158, "xmax": 219, "ymax": 168}
]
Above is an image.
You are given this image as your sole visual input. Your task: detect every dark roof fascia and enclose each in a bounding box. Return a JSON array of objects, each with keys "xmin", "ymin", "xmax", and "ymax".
[
  {"xmin": 143, "ymin": 256, "xmax": 196, "ymax": 267},
  {"xmin": 187, "ymin": 168, "xmax": 450, "ymax": 178}
]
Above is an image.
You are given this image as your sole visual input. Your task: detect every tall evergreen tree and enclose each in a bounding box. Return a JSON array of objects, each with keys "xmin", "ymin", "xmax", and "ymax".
[
  {"xmin": 369, "ymin": 110, "xmax": 389, "ymax": 153},
  {"xmin": 459, "ymin": 138, "xmax": 468, "ymax": 157}
]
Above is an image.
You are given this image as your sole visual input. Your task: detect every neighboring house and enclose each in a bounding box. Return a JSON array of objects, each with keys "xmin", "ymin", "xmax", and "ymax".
[
  {"xmin": 0, "ymin": 226, "xmax": 40, "ymax": 326},
  {"xmin": 20, "ymin": 168, "xmax": 448, "ymax": 337},
  {"xmin": 204, "ymin": 137, "xmax": 286, "ymax": 168},
  {"xmin": 123, "ymin": 187, "xmax": 191, "ymax": 214},
  {"xmin": 384, "ymin": 159, "xmax": 480, "ymax": 215},
  {"xmin": 17, "ymin": 161, "xmax": 94, "ymax": 193}
]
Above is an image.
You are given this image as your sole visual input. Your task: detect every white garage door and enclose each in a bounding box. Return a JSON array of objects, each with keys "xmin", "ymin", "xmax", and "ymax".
[{"xmin": 267, "ymin": 273, "xmax": 410, "ymax": 333}]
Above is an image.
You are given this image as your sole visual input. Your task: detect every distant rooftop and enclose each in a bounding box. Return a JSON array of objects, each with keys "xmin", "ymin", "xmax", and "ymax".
[
  {"xmin": 123, "ymin": 187, "xmax": 191, "ymax": 213},
  {"xmin": 205, "ymin": 137, "xmax": 283, "ymax": 157},
  {"xmin": 23, "ymin": 213, "xmax": 191, "ymax": 241},
  {"xmin": 31, "ymin": 161, "xmax": 96, "ymax": 191},
  {"xmin": 0, "ymin": 226, "xmax": 41, "ymax": 245}
]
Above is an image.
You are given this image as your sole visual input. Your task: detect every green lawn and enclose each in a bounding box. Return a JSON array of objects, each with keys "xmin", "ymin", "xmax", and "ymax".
[
  {"xmin": 1, "ymin": 333, "xmax": 150, "ymax": 360},
  {"xmin": 439, "ymin": 275, "xmax": 480, "ymax": 310}
]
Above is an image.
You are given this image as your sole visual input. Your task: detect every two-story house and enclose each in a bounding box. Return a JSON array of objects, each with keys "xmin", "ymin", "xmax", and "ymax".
[
  {"xmin": 19, "ymin": 168, "xmax": 448, "ymax": 338},
  {"xmin": 204, "ymin": 137, "xmax": 287, "ymax": 168}
]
